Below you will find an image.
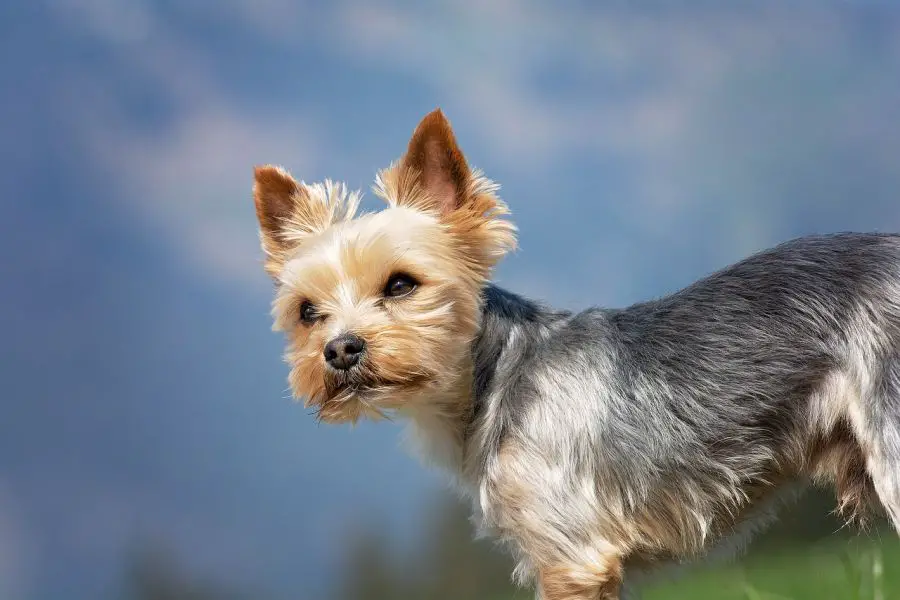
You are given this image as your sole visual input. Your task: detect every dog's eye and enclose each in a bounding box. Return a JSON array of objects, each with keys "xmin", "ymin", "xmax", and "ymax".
[
  {"xmin": 299, "ymin": 301, "xmax": 319, "ymax": 324},
  {"xmin": 384, "ymin": 273, "xmax": 418, "ymax": 298}
]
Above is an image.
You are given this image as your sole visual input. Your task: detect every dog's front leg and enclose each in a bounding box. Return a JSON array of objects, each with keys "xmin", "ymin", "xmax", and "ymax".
[
  {"xmin": 490, "ymin": 443, "xmax": 627, "ymax": 600},
  {"xmin": 538, "ymin": 553, "xmax": 623, "ymax": 600}
]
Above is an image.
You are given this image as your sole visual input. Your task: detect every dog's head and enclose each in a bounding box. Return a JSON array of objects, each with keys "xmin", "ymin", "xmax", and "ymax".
[{"xmin": 253, "ymin": 110, "xmax": 516, "ymax": 423}]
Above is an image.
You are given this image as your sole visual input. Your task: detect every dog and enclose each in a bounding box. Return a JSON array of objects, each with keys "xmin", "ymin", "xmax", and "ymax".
[{"xmin": 251, "ymin": 109, "xmax": 900, "ymax": 599}]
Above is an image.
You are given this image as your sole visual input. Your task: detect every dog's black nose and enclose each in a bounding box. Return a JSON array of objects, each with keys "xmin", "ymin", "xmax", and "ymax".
[{"xmin": 324, "ymin": 333, "xmax": 366, "ymax": 370}]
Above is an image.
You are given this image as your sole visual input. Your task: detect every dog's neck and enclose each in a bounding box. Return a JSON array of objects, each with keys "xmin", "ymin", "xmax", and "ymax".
[{"xmin": 403, "ymin": 285, "xmax": 566, "ymax": 481}]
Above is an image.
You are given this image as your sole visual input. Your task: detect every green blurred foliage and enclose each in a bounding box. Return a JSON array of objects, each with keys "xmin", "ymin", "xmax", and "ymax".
[
  {"xmin": 121, "ymin": 489, "xmax": 897, "ymax": 600},
  {"xmin": 641, "ymin": 537, "xmax": 898, "ymax": 600},
  {"xmin": 336, "ymin": 495, "xmax": 515, "ymax": 600},
  {"xmin": 121, "ymin": 544, "xmax": 258, "ymax": 600},
  {"xmin": 335, "ymin": 489, "xmax": 898, "ymax": 600}
]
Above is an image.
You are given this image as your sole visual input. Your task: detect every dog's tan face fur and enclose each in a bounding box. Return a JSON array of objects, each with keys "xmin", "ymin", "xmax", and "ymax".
[{"xmin": 253, "ymin": 110, "xmax": 516, "ymax": 424}]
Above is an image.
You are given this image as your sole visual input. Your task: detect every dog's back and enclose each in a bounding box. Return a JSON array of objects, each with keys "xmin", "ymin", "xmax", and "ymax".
[{"xmin": 612, "ymin": 232, "xmax": 900, "ymax": 528}]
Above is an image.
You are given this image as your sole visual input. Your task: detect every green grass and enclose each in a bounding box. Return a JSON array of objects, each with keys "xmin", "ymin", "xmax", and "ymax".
[{"xmin": 639, "ymin": 537, "xmax": 898, "ymax": 600}]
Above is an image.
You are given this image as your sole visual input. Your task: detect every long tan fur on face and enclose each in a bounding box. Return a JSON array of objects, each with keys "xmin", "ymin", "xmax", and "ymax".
[
  {"xmin": 253, "ymin": 109, "xmax": 516, "ymax": 427},
  {"xmin": 265, "ymin": 201, "xmax": 478, "ymax": 419}
]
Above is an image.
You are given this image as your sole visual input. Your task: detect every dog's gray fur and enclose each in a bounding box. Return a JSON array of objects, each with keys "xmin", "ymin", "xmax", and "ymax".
[{"xmin": 462, "ymin": 232, "xmax": 900, "ymax": 592}]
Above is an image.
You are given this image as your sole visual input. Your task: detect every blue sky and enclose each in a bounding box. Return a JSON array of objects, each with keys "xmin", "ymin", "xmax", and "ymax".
[{"xmin": 3, "ymin": 1, "xmax": 900, "ymax": 598}]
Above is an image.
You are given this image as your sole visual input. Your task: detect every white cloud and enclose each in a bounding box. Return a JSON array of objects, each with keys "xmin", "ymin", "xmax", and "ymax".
[
  {"xmin": 324, "ymin": 2, "xmax": 870, "ymax": 163},
  {"xmin": 325, "ymin": 0, "xmax": 900, "ymax": 251},
  {"xmin": 49, "ymin": 0, "xmax": 156, "ymax": 44},
  {"xmin": 49, "ymin": 4, "xmax": 323, "ymax": 286},
  {"xmin": 46, "ymin": 0, "xmax": 900, "ymax": 292},
  {"xmin": 92, "ymin": 105, "xmax": 319, "ymax": 285}
]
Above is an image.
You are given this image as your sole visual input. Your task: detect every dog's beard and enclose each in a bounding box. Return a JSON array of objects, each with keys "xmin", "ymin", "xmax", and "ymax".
[
  {"xmin": 313, "ymin": 362, "xmax": 433, "ymax": 424},
  {"xmin": 311, "ymin": 361, "xmax": 389, "ymax": 423},
  {"xmin": 323, "ymin": 366, "xmax": 363, "ymax": 398}
]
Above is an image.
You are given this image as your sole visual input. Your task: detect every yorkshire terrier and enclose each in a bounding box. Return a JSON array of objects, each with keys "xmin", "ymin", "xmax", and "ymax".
[{"xmin": 252, "ymin": 109, "xmax": 900, "ymax": 599}]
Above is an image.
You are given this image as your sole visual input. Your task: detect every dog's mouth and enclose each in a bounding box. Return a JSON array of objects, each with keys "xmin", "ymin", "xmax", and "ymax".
[
  {"xmin": 317, "ymin": 375, "xmax": 385, "ymax": 424},
  {"xmin": 323, "ymin": 366, "xmax": 368, "ymax": 399},
  {"xmin": 323, "ymin": 362, "xmax": 430, "ymax": 398},
  {"xmin": 313, "ymin": 366, "xmax": 432, "ymax": 423}
]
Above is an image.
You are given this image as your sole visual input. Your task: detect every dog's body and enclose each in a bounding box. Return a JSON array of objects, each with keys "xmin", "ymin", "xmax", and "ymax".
[
  {"xmin": 252, "ymin": 110, "xmax": 900, "ymax": 599},
  {"xmin": 465, "ymin": 235, "xmax": 900, "ymax": 597}
]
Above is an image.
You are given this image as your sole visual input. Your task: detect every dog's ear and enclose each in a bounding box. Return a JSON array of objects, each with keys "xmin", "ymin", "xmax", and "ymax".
[
  {"xmin": 376, "ymin": 109, "xmax": 517, "ymax": 280},
  {"xmin": 397, "ymin": 108, "xmax": 472, "ymax": 215},
  {"xmin": 253, "ymin": 166, "xmax": 353, "ymax": 278}
]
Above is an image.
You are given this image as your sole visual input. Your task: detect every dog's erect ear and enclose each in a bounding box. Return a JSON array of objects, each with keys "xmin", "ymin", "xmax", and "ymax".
[
  {"xmin": 254, "ymin": 166, "xmax": 302, "ymax": 241},
  {"xmin": 376, "ymin": 109, "xmax": 517, "ymax": 281},
  {"xmin": 253, "ymin": 165, "xmax": 308, "ymax": 277},
  {"xmin": 399, "ymin": 109, "xmax": 472, "ymax": 215},
  {"xmin": 253, "ymin": 166, "xmax": 359, "ymax": 278}
]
